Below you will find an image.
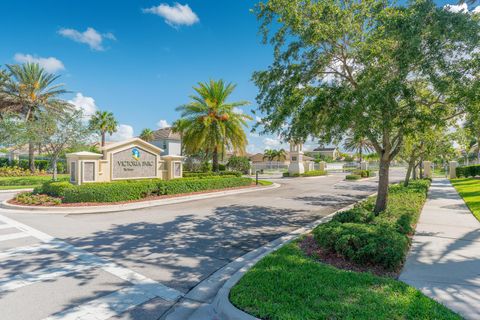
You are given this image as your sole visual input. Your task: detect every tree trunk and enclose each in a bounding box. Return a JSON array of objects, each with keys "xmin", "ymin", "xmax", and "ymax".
[
  {"xmin": 374, "ymin": 156, "xmax": 390, "ymax": 215},
  {"xmin": 359, "ymin": 148, "xmax": 363, "ymax": 163},
  {"xmin": 52, "ymin": 157, "xmax": 58, "ymax": 181},
  {"xmin": 101, "ymin": 132, "xmax": 106, "ymax": 147},
  {"xmin": 212, "ymin": 147, "xmax": 219, "ymax": 172},
  {"xmin": 477, "ymin": 136, "xmax": 480, "ymax": 164},
  {"xmin": 413, "ymin": 163, "xmax": 418, "ymax": 180},
  {"xmin": 404, "ymin": 157, "xmax": 415, "ymax": 187},
  {"xmin": 419, "ymin": 158, "xmax": 424, "ymax": 179},
  {"xmin": 28, "ymin": 141, "xmax": 35, "ymax": 173}
]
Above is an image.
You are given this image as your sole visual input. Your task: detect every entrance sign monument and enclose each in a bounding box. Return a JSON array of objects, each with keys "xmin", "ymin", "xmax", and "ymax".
[
  {"xmin": 288, "ymin": 142, "xmax": 305, "ymax": 175},
  {"xmin": 66, "ymin": 138, "xmax": 183, "ymax": 185}
]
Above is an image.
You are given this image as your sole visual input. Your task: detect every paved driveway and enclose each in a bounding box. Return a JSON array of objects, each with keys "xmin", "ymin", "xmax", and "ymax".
[{"xmin": 0, "ymin": 169, "xmax": 405, "ymax": 320}]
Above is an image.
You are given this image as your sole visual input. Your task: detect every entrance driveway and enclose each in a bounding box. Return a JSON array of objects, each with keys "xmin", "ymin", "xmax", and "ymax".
[{"xmin": 0, "ymin": 169, "xmax": 405, "ymax": 320}]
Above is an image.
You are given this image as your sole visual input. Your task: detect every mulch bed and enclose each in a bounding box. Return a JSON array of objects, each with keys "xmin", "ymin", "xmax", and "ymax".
[
  {"xmin": 299, "ymin": 235, "xmax": 399, "ymax": 278},
  {"xmin": 8, "ymin": 184, "xmax": 258, "ymax": 207}
]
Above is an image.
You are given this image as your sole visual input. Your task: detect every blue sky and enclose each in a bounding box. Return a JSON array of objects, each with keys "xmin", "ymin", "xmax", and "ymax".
[{"xmin": 0, "ymin": 0, "xmax": 465, "ymax": 153}]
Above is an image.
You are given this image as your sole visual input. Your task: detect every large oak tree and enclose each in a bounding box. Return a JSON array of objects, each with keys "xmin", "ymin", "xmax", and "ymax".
[{"xmin": 253, "ymin": 0, "xmax": 480, "ymax": 213}]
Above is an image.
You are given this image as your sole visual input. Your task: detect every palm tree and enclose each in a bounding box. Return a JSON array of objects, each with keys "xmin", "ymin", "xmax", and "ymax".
[
  {"xmin": 344, "ymin": 134, "xmax": 374, "ymax": 163},
  {"xmin": 173, "ymin": 79, "xmax": 252, "ymax": 172},
  {"xmin": 263, "ymin": 149, "xmax": 277, "ymax": 162},
  {"xmin": 139, "ymin": 128, "xmax": 155, "ymax": 142},
  {"xmin": 2, "ymin": 63, "xmax": 71, "ymax": 172},
  {"xmin": 89, "ymin": 111, "xmax": 118, "ymax": 147}
]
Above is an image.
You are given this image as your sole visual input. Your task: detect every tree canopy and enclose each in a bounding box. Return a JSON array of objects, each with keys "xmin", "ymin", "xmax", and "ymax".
[{"xmin": 253, "ymin": 0, "xmax": 480, "ymax": 213}]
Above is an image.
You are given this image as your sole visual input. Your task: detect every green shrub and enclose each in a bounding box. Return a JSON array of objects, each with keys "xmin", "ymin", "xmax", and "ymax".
[
  {"xmin": 313, "ymin": 222, "xmax": 408, "ymax": 270},
  {"xmin": 312, "ymin": 180, "xmax": 430, "ymax": 271},
  {"xmin": 15, "ymin": 192, "xmax": 61, "ymax": 206},
  {"xmin": 37, "ymin": 176, "xmax": 253, "ymax": 203},
  {"xmin": 182, "ymin": 171, "xmax": 242, "ymax": 178},
  {"xmin": 282, "ymin": 172, "xmax": 300, "ymax": 177},
  {"xmin": 346, "ymin": 174, "xmax": 362, "ymax": 180},
  {"xmin": 302, "ymin": 170, "xmax": 327, "ymax": 177},
  {"xmin": 352, "ymin": 169, "xmax": 373, "ymax": 178},
  {"xmin": 226, "ymin": 156, "xmax": 251, "ymax": 174},
  {"xmin": 456, "ymin": 164, "xmax": 480, "ymax": 178}
]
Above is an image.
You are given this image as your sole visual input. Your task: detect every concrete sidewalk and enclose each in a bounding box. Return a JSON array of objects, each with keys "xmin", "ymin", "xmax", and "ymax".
[{"xmin": 400, "ymin": 179, "xmax": 480, "ymax": 319}]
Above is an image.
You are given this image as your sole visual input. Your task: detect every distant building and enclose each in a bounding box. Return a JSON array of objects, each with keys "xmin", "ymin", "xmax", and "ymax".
[
  {"xmin": 150, "ymin": 127, "xmax": 182, "ymax": 156},
  {"xmin": 249, "ymin": 152, "xmax": 313, "ymax": 165},
  {"xmin": 310, "ymin": 147, "xmax": 340, "ymax": 159}
]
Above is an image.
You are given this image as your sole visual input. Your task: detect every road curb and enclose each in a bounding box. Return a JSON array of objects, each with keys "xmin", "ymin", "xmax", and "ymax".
[
  {"xmin": 0, "ymin": 188, "xmax": 33, "ymax": 194},
  {"xmin": 184, "ymin": 195, "xmax": 373, "ymax": 320},
  {"xmin": 0, "ymin": 183, "xmax": 281, "ymax": 214}
]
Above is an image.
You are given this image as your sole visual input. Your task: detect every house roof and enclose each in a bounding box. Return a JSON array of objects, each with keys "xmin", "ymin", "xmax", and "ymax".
[
  {"xmin": 313, "ymin": 147, "xmax": 337, "ymax": 152},
  {"xmin": 152, "ymin": 127, "xmax": 181, "ymax": 141},
  {"xmin": 249, "ymin": 152, "xmax": 314, "ymax": 162}
]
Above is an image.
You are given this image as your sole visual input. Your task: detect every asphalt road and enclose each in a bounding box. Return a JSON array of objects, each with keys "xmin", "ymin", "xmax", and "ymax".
[{"xmin": 0, "ymin": 169, "xmax": 405, "ymax": 320}]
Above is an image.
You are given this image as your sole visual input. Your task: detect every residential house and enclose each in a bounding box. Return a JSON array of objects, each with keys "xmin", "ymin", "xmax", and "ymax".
[{"xmin": 150, "ymin": 127, "xmax": 182, "ymax": 156}]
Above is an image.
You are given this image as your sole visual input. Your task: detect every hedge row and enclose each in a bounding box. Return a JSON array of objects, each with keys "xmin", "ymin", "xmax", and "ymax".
[
  {"xmin": 352, "ymin": 169, "xmax": 375, "ymax": 178},
  {"xmin": 182, "ymin": 171, "xmax": 242, "ymax": 178},
  {"xmin": 36, "ymin": 176, "xmax": 253, "ymax": 203},
  {"xmin": 312, "ymin": 179, "xmax": 431, "ymax": 271},
  {"xmin": 456, "ymin": 165, "xmax": 480, "ymax": 178},
  {"xmin": 283, "ymin": 170, "xmax": 327, "ymax": 177},
  {"xmin": 0, "ymin": 159, "xmax": 65, "ymax": 174}
]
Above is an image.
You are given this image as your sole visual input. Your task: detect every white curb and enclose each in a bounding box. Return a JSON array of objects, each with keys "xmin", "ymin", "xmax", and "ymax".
[
  {"xmin": 0, "ymin": 183, "xmax": 281, "ymax": 214},
  {"xmin": 0, "ymin": 188, "xmax": 33, "ymax": 194}
]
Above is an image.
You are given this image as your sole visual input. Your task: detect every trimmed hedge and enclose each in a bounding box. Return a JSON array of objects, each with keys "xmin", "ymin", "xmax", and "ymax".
[
  {"xmin": 302, "ymin": 170, "xmax": 327, "ymax": 177},
  {"xmin": 346, "ymin": 174, "xmax": 362, "ymax": 180},
  {"xmin": 352, "ymin": 169, "xmax": 374, "ymax": 178},
  {"xmin": 312, "ymin": 180, "xmax": 430, "ymax": 271},
  {"xmin": 37, "ymin": 176, "xmax": 253, "ymax": 203},
  {"xmin": 283, "ymin": 170, "xmax": 327, "ymax": 178},
  {"xmin": 182, "ymin": 171, "xmax": 242, "ymax": 178},
  {"xmin": 456, "ymin": 165, "xmax": 480, "ymax": 178}
]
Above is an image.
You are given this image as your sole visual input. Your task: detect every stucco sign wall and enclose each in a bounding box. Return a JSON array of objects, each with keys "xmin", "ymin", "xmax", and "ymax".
[{"xmin": 112, "ymin": 146, "xmax": 157, "ymax": 180}]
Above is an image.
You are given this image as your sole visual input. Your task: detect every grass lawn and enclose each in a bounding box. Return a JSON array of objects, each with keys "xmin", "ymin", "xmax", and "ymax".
[
  {"xmin": 230, "ymin": 242, "xmax": 460, "ymax": 320},
  {"xmin": 0, "ymin": 175, "xmax": 69, "ymax": 189},
  {"xmin": 257, "ymin": 180, "xmax": 273, "ymax": 186},
  {"xmin": 451, "ymin": 178, "xmax": 480, "ymax": 221}
]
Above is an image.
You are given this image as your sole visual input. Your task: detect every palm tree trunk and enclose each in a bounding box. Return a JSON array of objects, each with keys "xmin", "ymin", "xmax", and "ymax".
[
  {"xmin": 101, "ymin": 132, "xmax": 106, "ymax": 147},
  {"xmin": 359, "ymin": 148, "xmax": 363, "ymax": 163},
  {"xmin": 212, "ymin": 146, "xmax": 219, "ymax": 172},
  {"xmin": 28, "ymin": 141, "xmax": 35, "ymax": 173}
]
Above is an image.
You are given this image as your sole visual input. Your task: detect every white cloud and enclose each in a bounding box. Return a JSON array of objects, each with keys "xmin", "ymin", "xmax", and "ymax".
[
  {"xmin": 68, "ymin": 93, "xmax": 98, "ymax": 118},
  {"xmin": 473, "ymin": 6, "xmax": 480, "ymax": 14},
  {"xmin": 13, "ymin": 53, "xmax": 65, "ymax": 73},
  {"xmin": 156, "ymin": 119, "xmax": 170, "ymax": 128},
  {"xmin": 143, "ymin": 3, "xmax": 199, "ymax": 27},
  {"xmin": 109, "ymin": 124, "xmax": 134, "ymax": 141},
  {"xmin": 233, "ymin": 107, "xmax": 244, "ymax": 114},
  {"xmin": 263, "ymin": 137, "xmax": 281, "ymax": 148},
  {"xmin": 58, "ymin": 27, "xmax": 115, "ymax": 51},
  {"xmin": 444, "ymin": 3, "xmax": 468, "ymax": 13}
]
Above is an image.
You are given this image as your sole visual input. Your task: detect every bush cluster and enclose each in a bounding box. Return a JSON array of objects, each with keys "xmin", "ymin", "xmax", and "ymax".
[
  {"xmin": 352, "ymin": 169, "xmax": 374, "ymax": 178},
  {"xmin": 37, "ymin": 176, "xmax": 253, "ymax": 203},
  {"xmin": 283, "ymin": 170, "xmax": 327, "ymax": 177},
  {"xmin": 0, "ymin": 159, "xmax": 66, "ymax": 174},
  {"xmin": 302, "ymin": 170, "xmax": 327, "ymax": 177},
  {"xmin": 182, "ymin": 171, "xmax": 242, "ymax": 178},
  {"xmin": 15, "ymin": 192, "xmax": 61, "ymax": 205},
  {"xmin": 346, "ymin": 174, "xmax": 362, "ymax": 180},
  {"xmin": 456, "ymin": 165, "xmax": 480, "ymax": 178},
  {"xmin": 0, "ymin": 166, "xmax": 47, "ymax": 177},
  {"xmin": 0, "ymin": 175, "xmax": 68, "ymax": 186},
  {"xmin": 312, "ymin": 180, "xmax": 430, "ymax": 270}
]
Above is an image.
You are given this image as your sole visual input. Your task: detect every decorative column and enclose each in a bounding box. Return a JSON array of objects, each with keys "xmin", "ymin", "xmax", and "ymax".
[
  {"xmin": 288, "ymin": 141, "xmax": 305, "ymax": 175},
  {"xmin": 449, "ymin": 161, "xmax": 458, "ymax": 179},
  {"xmin": 319, "ymin": 161, "xmax": 327, "ymax": 172},
  {"xmin": 423, "ymin": 161, "xmax": 432, "ymax": 179},
  {"xmin": 360, "ymin": 161, "xmax": 368, "ymax": 171}
]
